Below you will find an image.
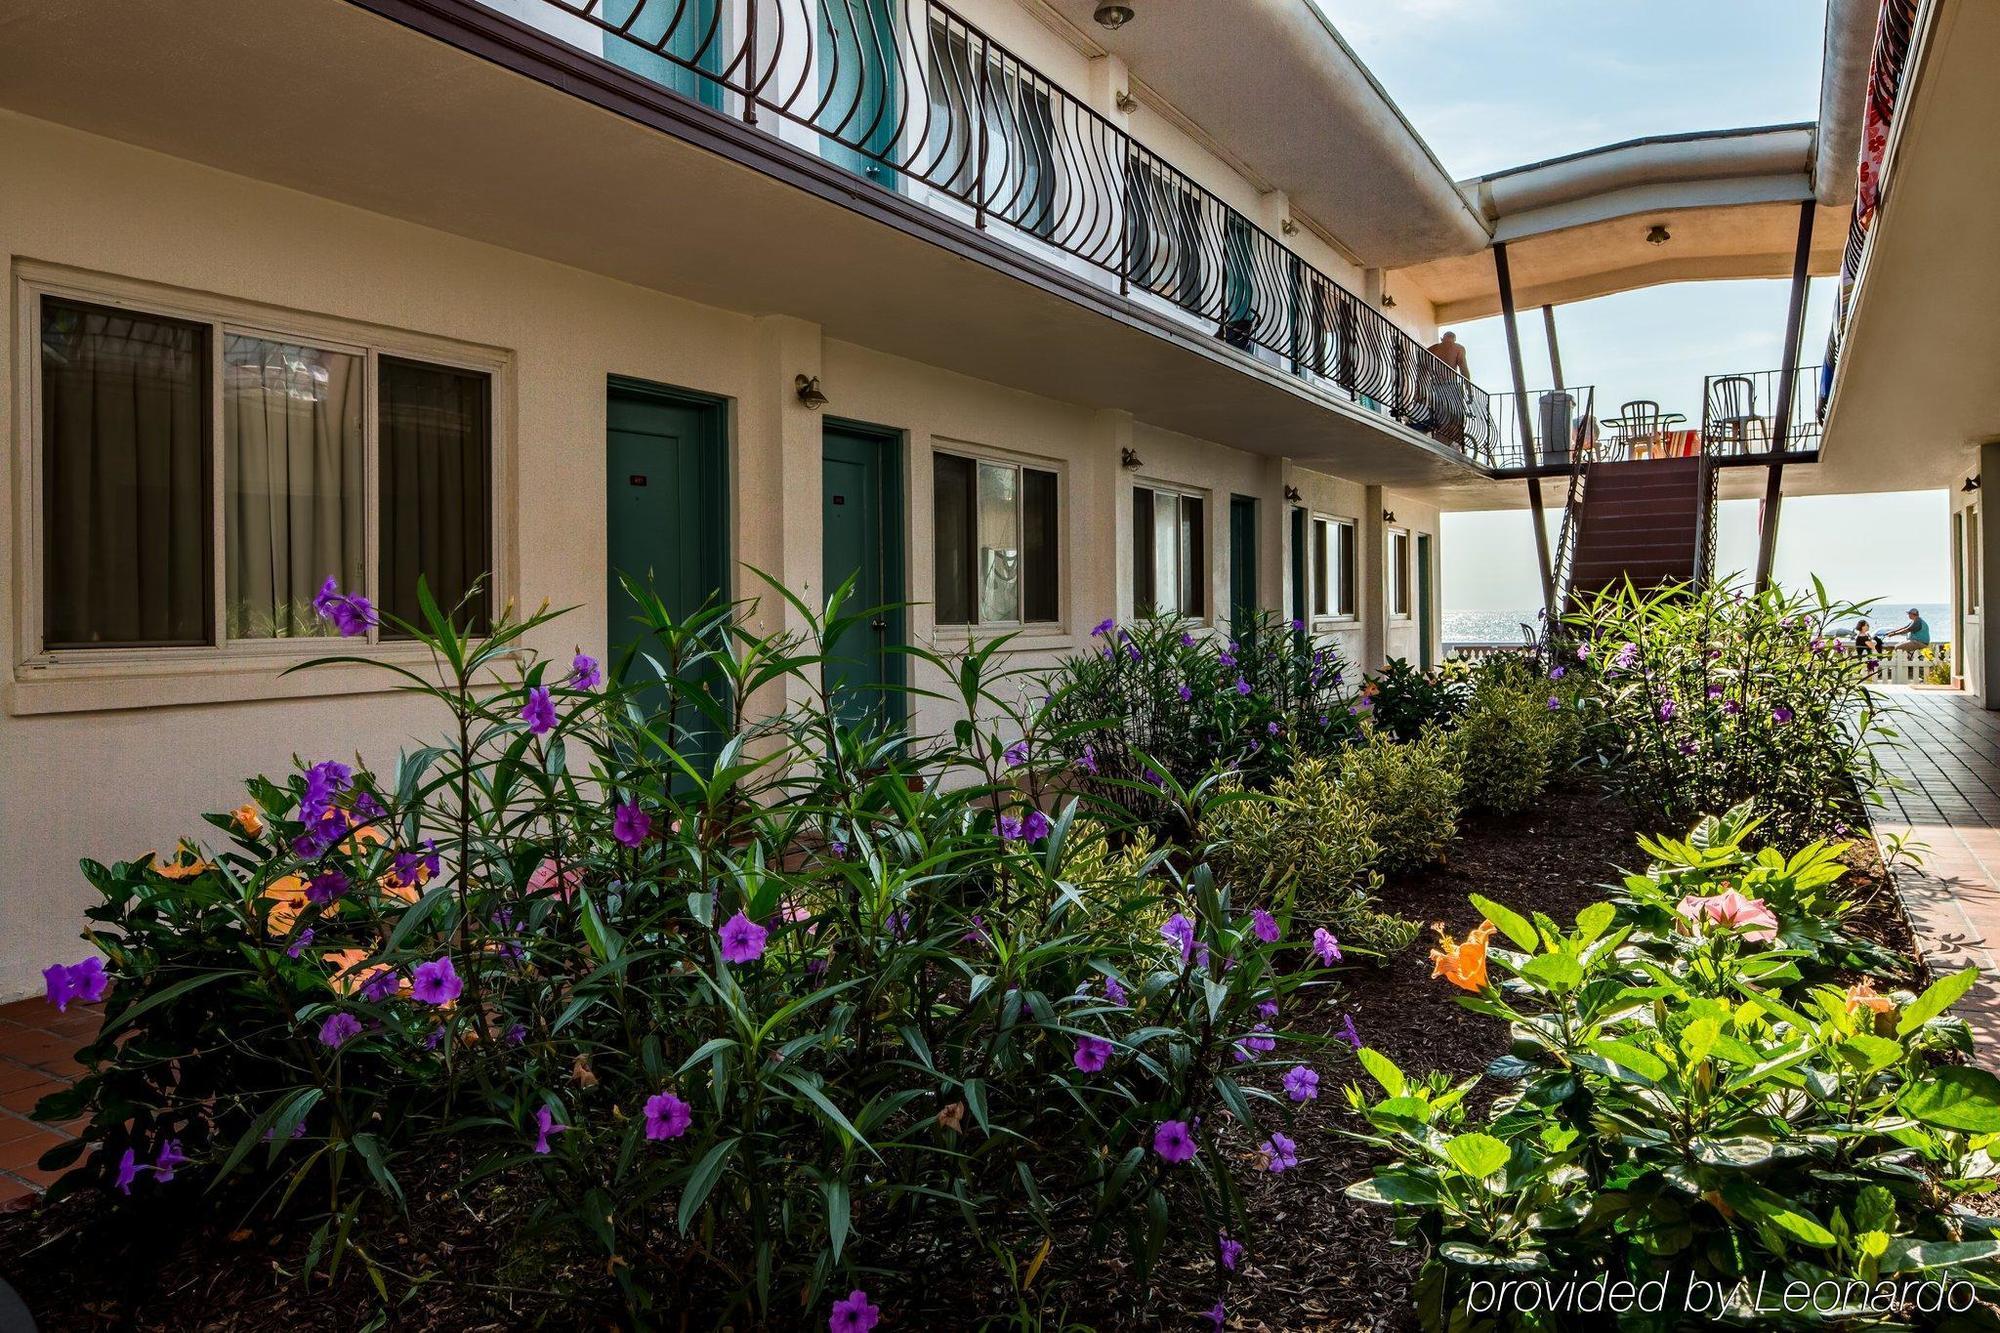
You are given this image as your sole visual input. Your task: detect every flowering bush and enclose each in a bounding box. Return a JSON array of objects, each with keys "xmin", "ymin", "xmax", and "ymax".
[
  {"xmin": 32, "ymin": 578, "xmax": 1352, "ymax": 1326},
  {"xmin": 1366, "ymin": 656, "xmax": 1473, "ymax": 743},
  {"xmin": 1335, "ymin": 727, "xmax": 1463, "ymax": 875},
  {"xmin": 1346, "ymin": 819, "xmax": 2000, "ymax": 1330},
  {"xmin": 1565, "ymin": 582, "xmax": 1891, "ymax": 844},
  {"xmin": 1040, "ymin": 612, "xmax": 1360, "ymax": 839}
]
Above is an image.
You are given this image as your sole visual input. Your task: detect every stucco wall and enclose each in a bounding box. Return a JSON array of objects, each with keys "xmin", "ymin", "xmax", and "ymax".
[{"xmin": 0, "ymin": 111, "xmax": 1447, "ymax": 999}]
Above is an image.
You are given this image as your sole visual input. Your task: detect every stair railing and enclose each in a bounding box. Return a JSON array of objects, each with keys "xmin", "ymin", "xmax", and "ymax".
[{"xmin": 1546, "ymin": 385, "xmax": 1596, "ymax": 634}]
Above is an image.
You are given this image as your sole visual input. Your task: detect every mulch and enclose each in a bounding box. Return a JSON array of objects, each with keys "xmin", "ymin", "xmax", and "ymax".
[{"xmin": 0, "ymin": 780, "xmax": 1921, "ymax": 1331}]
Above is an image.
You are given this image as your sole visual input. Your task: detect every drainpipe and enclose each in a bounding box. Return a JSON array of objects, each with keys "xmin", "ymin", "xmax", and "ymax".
[
  {"xmin": 1496, "ymin": 244, "xmax": 1556, "ymax": 619},
  {"xmin": 1754, "ymin": 201, "xmax": 1817, "ymax": 591}
]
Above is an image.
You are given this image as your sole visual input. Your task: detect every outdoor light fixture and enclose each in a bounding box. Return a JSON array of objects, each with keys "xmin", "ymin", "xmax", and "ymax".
[
  {"xmin": 1093, "ymin": 3, "xmax": 1135, "ymax": 29},
  {"xmin": 1281, "ymin": 218, "xmax": 1299, "ymax": 236},
  {"xmin": 1646, "ymin": 224, "xmax": 1671, "ymax": 246},
  {"xmin": 1382, "ymin": 508, "xmax": 1397, "ymax": 523},
  {"xmin": 1284, "ymin": 484, "xmax": 1302, "ymax": 503},
  {"xmin": 795, "ymin": 374, "xmax": 827, "ymax": 410},
  {"xmin": 1380, "ymin": 293, "xmax": 1397, "ymax": 309},
  {"xmin": 1115, "ymin": 90, "xmax": 1139, "ymax": 113},
  {"xmin": 1966, "ymin": 475, "xmax": 1983, "ymax": 493},
  {"xmin": 1120, "ymin": 447, "xmax": 1144, "ymax": 470}
]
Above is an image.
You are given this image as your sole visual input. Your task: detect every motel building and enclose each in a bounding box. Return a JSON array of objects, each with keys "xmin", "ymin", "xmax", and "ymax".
[{"xmin": 0, "ymin": 0, "xmax": 1993, "ymax": 1003}]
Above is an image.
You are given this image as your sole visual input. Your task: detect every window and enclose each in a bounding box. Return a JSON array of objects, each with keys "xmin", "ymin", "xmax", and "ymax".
[
  {"xmin": 1126, "ymin": 160, "xmax": 1201, "ymax": 311},
  {"xmin": 1310, "ymin": 515, "xmax": 1356, "ymax": 619},
  {"xmin": 1389, "ymin": 528, "xmax": 1412, "ymax": 619},
  {"xmin": 933, "ymin": 451, "xmax": 1058, "ymax": 626},
  {"xmin": 924, "ymin": 23, "xmax": 1059, "ymax": 238},
  {"xmin": 32, "ymin": 287, "xmax": 495, "ymax": 654},
  {"xmin": 1133, "ymin": 484, "xmax": 1205, "ymax": 618}
]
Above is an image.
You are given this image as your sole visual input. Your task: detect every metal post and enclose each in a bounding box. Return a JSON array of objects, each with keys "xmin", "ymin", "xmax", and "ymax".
[
  {"xmin": 1497, "ymin": 243, "xmax": 1556, "ymax": 618},
  {"xmin": 1754, "ymin": 200, "xmax": 1817, "ymax": 591},
  {"xmin": 742, "ymin": 0, "xmax": 758, "ymax": 124},
  {"xmin": 975, "ymin": 33, "xmax": 990, "ymax": 230},
  {"xmin": 1541, "ymin": 304, "xmax": 1565, "ymax": 390}
]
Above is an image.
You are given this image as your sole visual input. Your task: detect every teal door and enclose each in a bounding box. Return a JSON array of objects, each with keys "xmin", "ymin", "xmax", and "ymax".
[
  {"xmin": 1229, "ymin": 495, "xmax": 1258, "ymax": 641},
  {"xmin": 818, "ymin": 0, "xmax": 900, "ymax": 189},
  {"xmin": 820, "ymin": 423, "xmax": 903, "ymax": 731},
  {"xmin": 602, "ymin": 0, "xmax": 725, "ymax": 110},
  {"xmin": 1289, "ymin": 506, "xmax": 1308, "ymax": 645},
  {"xmin": 1417, "ymin": 532, "xmax": 1435, "ymax": 671},
  {"xmin": 606, "ymin": 383, "xmax": 728, "ymax": 744}
]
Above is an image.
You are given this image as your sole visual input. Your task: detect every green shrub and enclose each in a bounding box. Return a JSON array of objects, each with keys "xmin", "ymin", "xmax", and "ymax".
[
  {"xmin": 1565, "ymin": 581, "xmax": 1889, "ymax": 843},
  {"xmin": 32, "ymin": 578, "xmax": 1349, "ymax": 1328},
  {"xmin": 1449, "ymin": 680, "xmax": 1558, "ymax": 816},
  {"xmin": 1366, "ymin": 656, "xmax": 1472, "ymax": 742},
  {"xmin": 1337, "ymin": 728, "xmax": 1462, "ymax": 875}
]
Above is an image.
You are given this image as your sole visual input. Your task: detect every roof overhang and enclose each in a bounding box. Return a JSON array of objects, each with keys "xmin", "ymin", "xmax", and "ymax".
[
  {"xmin": 1816, "ymin": 0, "xmax": 2000, "ymax": 497},
  {"xmin": 1036, "ymin": 0, "xmax": 1490, "ymax": 270},
  {"xmin": 1395, "ymin": 126, "xmax": 1848, "ymax": 322}
]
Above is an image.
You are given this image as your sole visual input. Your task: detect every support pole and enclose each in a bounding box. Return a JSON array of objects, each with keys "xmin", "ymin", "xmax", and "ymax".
[
  {"xmin": 1541, "ymin": 304, "xmax": 1566, "ymax": 390},
  {"xmin": 1755, "ymin": 200, "xmax": 1817, "ymax": 591},
  {"xmin": 1497, "ymin": 244, "xmax": 1556, "ymax": 618}
]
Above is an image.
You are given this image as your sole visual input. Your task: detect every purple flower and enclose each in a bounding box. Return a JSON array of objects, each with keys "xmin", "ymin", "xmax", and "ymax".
[
  {"xmin": 1265, "ymin": 720, "xmax": 1280, "ymax": 737},
  {"xmin": 829, "ymin": 1289, "xmax": 881, "ymax": 1333},
  {"xmin": 422, "ymin": 1025, "xmax": 446, "ymax": 1051},
  {"xmin": 1220, "ymin": 649, "xmax": 1237, "ymax": 668},
  {"xmin": 1251, "ymin": 909, "xmax": 1280, "ymax": 944},
  {"xmin": 1219, "ymin": 1233, "xmax": 1244, "ymax": 1272},
  {"xmin": 1233, "ymin": 1024, "xmax": 1277, "ymax": 1062},
  {"xmin": 1181, "ymin": 632, "xmax": 1197, "ymax": 647},
  {"xmin": 391, "ymin": 839, "xmax": 440, "ymax": 888},
  {"xmin": 1024, "ymin": 809, "xmax": 1053, "ymax": 842},
  {"xmin": 1101, "ymin": 975, "xmax": 1129, "ymax": 1006},
  {"xmin": 360, "ymin": 969, "xmax": 401, "ymax": 1003},
  {"xmin": 318, "ymin": 1012, "xmax": 362, "ymax": 1049},
  {"xmin": 1178, "ymin": 684, "xmax": 1194, "ymax": 703},
  {"xmin": 312, "ymin": 577, "xmax": 377, "ymax": 637},
  {"xmin": 504, "ymin": 1023, "xmax": 527, "ymax": 1044},
  {"xmin": 1613, "ymin": 643, "xmax": 1639, "ymax": 671},
  {"xmin": 1549, "ymin": 665, "xmax": 1567, "ymax": 680},
  {"xmin": 152, "ymin": 1139, "xmax": 188, "ymax": 1183},
  {"xmin": 1706, "ymin": 683, "xmax": 1725, "ymax": 699},
  {"xmin": 1723, "ymin": 699, "xmax": 1742, "ymax": 717},
  {"xmin": 1311, "ymin": 928, "xmax": 1342, "ymax": 965},
  {"xmin": 568, "ymin": 654, "xmax": 602, "ymax": 690},
  {"xmin": 305, "ymin": 869, "xmax": 350, "ymax": 905},
  {"xmin": 719, "ymin": 911, "xmax": 768, "ymax": 964},
  {"xmin": 998, "ymin": 813, "xmax": 1026, "ymax": 841},
  {"xmin": 1073, "ymin": 1035, "xmax": 1114, "ymax": 1073},
  {"xmin": 1152, "ymin": 1119, "xmax": 1198, "ymax": 1163},
  {"xmin": 1339, "ymin": 1013, "xmax": 1362, "ymax": 1050},
  {"xmin": 42, "ymin": 956, "xmax": 109, "ymax": 1012},
  {"xmin": 1773, "ymin": 704, "xmax": 1794, "ymax": 724},
  {"xmin": 1576, "ymin": 644, "xmax": 1591, "ymax": 661},
  {"xmin": 963, "ymin": 913, "xmax": 988, "ymax": 946},
  {"xmin": 1234, "ymin": 676, "xmax": 1252, "ymax": 697},
  {"xmin": 1258, "ymin": 1000, "xmax": 1280, "ymax": 1020},
  {"xmin": 520, "ymin": 685, "xmax": 557, "ymax": 736},
  {"xmin": 1547, "ymin": 696, "xmax": 1561, "ymax": 711},
  {"xmin": 1090, "ymin": 618, "xmax": 1116, "ymax": 638},
  {"xmin": 286, "ymin": 927, "xmax": 316, "ymax": 959},
  {"xmin": 1204, "ymin": 1301, "xmax": 1226, "ymax": 1330},
  {"xmin": 1291, "ymin": 617, "xmax": 1306, "ymax": 631},
  {"xmin": 1678, "ymin": 738, "xmax": 1698, "ymax": 756},
  {"xmin": 532, "ymin": 1105, "xmax": 567, "ymax": 1155},
  {"xmin": 114, "ymin": 1148, "xmax": 139, "ymax": 1195},
  {"xmin": 1283, "ymin": 1065, "xmax": 1320, "ymax": 1102},
  {"xmin": 411, "ymin": 956, "xmax": 462, "ymax": 1006},
  {"xmin": 1076, "ymin": 744, "xmax": 1099, "ymax": 776},
  {"xmin": 351, "ymin": 790, "xmax": 385, "ymax": 822},
  {"xmin": 1658, "ymin": 700, "xmax": 1676, "ymax": 721},
  {"xmin": 1004, "ymin": 739, "xmax": 1030, "ymax": 767},
  {"xmin": 644, "ymin": 1091, "xmax": 693, "ymax": 1141},
  {"xmin": 612, "ymin": 801, "xmax": 651, "ymax": 849},
  {"xmin": 1261, "ymin": 1131, "xmax": 1299, "ymax": 1172},
  {"xmin": 886, "ymin": 909, "xmax": 911, "ymax": 939},
  {"xmin": 1161, "ymin": 914, "xmax": 1197, "ymax": 963}
]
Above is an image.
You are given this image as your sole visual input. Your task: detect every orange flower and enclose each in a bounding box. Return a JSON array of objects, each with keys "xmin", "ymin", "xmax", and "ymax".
[
  {"xmin": 342, "ymin": 823, "xmax": 389, "ymax": 856},
  {"xmin": 1430, "ymin": 920, "xmax": 1497, "ymax": 992},
  {"xmin": 231, "ymin": 803, "xmax": 264, "ymax": 837},
  {"xmin": 1845, "ymin": 980, "xmax": 1895, "ymax": 1016},
  {"xmin": 262, "ymin": 874, "xmax": 311, "ymax": 936},
  {"xmin": 154, "ymin": 846, "xmax": 214, "ymax": 881}
]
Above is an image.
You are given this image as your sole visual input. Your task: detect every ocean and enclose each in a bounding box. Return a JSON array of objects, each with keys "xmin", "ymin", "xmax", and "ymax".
[{"xmin": 1444, "ymin": 602, "xmax": 1952, "ymax": 646}]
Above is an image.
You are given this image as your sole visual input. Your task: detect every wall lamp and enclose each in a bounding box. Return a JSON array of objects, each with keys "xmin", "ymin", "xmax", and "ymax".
[
  {"xmin": 1114, "ymin": 90, "xmax": 1139, "ymax": 113},
  {"xmin": 795, "ymin": 374, "xmax": 828, "ymax": 410},
  {"xmin": 1379, "ymin": 293, "xmax": 1397, "ymax": 309},
  {"xmin": 1283, "ymin": 484, "xmax": 1302, "ymax": 503},
  {"xmin": 1093, "ymin": 3, "xmax": 1135, "ymax": 29},
  {"xmin": 1120, "ymin": 447, "xmax": 1144, "ymax": 470},
  {"xmin": 1280, "ymin": 218, "xmax": 1299, "ymax": 236},
  {"xmin": 1646, "ymin": 224, "xmax": 1672, "ymax": 246},
  {"xmin": 1382, "ymin": 508, "xmax": 1397, "ymax": 523},
  {"xmin": 1966, "ymin": 475, "xmax": 1983, "ymax": 493}
]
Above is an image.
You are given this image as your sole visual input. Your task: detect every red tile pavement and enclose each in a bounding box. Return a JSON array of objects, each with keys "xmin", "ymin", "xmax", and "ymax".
[
  {"xmin": 1870, "ymin": 686, "xmax": 2000, "ymax": 1062},
  {"xmin": 0, "ymin": 995, "xmax": 95, "ymax": 1209}
]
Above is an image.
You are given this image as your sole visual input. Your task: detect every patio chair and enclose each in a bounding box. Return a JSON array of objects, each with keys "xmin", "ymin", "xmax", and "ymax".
[
  {"xmin": 1705, "ymin": 375, "xmax": 1759, "ymax": 455},
  {"xmin": 1618, "ymin": 399, "xmax": 1664, "ymax": 456}
]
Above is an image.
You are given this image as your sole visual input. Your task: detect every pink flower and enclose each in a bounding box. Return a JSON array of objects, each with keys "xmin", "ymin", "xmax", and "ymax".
[
  {"xmin": 1676, "ymin": 889, "xmax": 1780, "ymax": 944},
  {"xmin": 526, "ymin": 858, "xmax": 583, "ymax": 901}
]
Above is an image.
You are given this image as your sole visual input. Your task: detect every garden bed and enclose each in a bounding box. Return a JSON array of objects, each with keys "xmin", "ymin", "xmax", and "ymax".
[{"xmin": 1, "ymin": 778, "xmax": 1930, "ymax": 1331}]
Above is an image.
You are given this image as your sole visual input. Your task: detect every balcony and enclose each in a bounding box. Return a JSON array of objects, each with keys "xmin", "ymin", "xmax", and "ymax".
[{"xmin": 480, "ymin": 0, "xmax": 1496, "ymax": 463}]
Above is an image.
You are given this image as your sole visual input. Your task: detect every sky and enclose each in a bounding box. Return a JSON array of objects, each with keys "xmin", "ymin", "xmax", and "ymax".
[{"xmin": 1311, "ymin": 0, "xmax": 1951, "ymax": 612}]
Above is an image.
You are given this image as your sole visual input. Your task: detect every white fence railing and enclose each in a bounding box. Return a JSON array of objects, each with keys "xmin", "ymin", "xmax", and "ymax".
[{"xmin": 1443, "ymin": 641, "xmax": 1952, "ymax": 684}]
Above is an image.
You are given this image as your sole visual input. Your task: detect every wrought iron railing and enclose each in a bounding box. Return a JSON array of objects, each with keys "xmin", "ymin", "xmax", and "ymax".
[
  {"xmin": 1699, "ymin": 366, "xmax": 1824, "ymax": 459},
  {"xmin": 1548, "ymin": 387, "xmax": 1595, "ymax": 615},
  {"xmin": 495, "ymin": 0, "xmax": 1496, "ymax": 460},
  {"xmin": 1485, "ymin": 385, "xmax": 1595, "ymax": 473}
]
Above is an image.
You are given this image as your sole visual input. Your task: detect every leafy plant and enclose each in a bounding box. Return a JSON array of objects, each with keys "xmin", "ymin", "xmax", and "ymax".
[
  {"xmin": 1337, "ymin": 727, "xmax": 1462, "ymax": 876},
  {"xmin": 1448, "ymin": 679, "xmax": 1559, "ymax": 817},
  {"xmin": 1366, "ymin": 657, "xmax": 1473, "ymax": 743}
]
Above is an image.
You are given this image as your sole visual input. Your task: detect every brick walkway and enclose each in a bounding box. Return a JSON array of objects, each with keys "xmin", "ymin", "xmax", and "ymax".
[
  {"xmin": 1870, "ymin": 685, "xmax": 2000, "ymax": 1060},
  {"xmin": 0, "ymin": 996, "xmax": 92, "ymax": 1208}
]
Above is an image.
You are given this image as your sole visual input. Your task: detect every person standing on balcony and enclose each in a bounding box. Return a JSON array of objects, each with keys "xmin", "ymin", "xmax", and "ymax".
[{"xmin": 1424, "ymin": 331, "xmax": 1470, "ymax": 447}]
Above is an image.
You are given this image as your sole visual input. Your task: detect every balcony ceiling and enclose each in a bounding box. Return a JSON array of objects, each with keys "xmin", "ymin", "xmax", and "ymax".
[
  {"xmin": 0, "ymin": 0, "xmax": 1486, "ymax": 487},
  {"xmin": 1817, "ymin": 0, "xmax": 2000, "ymax": 498},
  {"xmin": 1036, "ymin": 0, "xmax": 1490, "ymax": 270}
]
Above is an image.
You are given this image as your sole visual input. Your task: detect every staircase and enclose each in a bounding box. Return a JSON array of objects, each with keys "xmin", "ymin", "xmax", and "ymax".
[{"xmin": 1564, "ymin": 457, "xmax": 1706, "ymax": 605}]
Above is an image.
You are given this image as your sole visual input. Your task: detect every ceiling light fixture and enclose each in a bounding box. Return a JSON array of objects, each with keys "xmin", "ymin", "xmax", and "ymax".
[
  {"xmin": 1646, "ymin": 224, "xmax": 1671, "ymax": 246},
  {"xmin": 1093, "ymin": 4, "xmax": 1135, "ymax": 30}
]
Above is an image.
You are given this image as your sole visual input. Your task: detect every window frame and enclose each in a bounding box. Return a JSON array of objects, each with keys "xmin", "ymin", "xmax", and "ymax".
[
  {"xmin": 1310, "ymin": 513, "xmax": 1358, "ymax": 623},
  {"xmin": 1131, "ymin": 481, "xmax": 1209, "ymax": 622},
  {"xmin": 1388, "ymin": 526, "xmax": 1413, "ymax": 621},
  {"xmin": 12, "ymin": 265, "xmax": 511, "ymax": 695},
  {"xmin": 929, "ymin": 444, "xmax": 1063, "ymax": 631}
]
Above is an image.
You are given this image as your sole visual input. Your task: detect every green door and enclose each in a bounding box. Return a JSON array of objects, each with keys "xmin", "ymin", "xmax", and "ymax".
[
  {"xmin": 1289, "ymin": 506, "xmax": 1308, "ymax": 645},
  {"xmin": 602, "ymin": 0, "xmax": 725, "ymax": 110},
  {"xmin": 821, "ymin": 423, "xmax": 903, "ymax": 732},
  {"xmin": 818, "ymin": 0, "xmax": 900, "ymax": 189},
  {"xmin": 1229, "ymin": 495, "xmax": 1258, "ymax": 641},
  {"xmin": 606, "ymin": 382, "xmax": 728, "ymax": 743},
  {"xmin": 1417, "ymin": 532, "xmax": 1435, "ymax": 671}
]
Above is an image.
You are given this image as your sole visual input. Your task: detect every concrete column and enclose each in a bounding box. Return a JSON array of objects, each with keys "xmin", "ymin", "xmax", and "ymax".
[
  {"xmin": 1264, "ymin": 455, "xmax": 1290, "ymax": 624},
  {"xmin": 1091, "ymin": 408, "xmax": 1133, "ymax": 625},
  {"xmin": 741, "ymin": 313, "xmax": 823, "ymax": 646},
  {"xmin": 1362, "ymin": 484, "xmax": 1387, "ymax": 668},
  {"xmin": 1088, "ymin": 54, "xmax": 1133, "ymax": 120},
  {"xmin": 1982, "ymin": 442, "xmax": 2000, "ymax": 710}
]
